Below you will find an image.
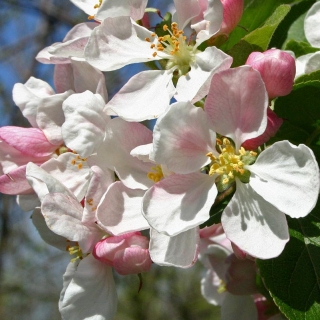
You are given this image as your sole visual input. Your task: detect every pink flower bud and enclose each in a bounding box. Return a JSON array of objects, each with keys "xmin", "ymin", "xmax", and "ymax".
[
  {"xmin": 220, "ymin": 0, "xmax": 244, "ymax": 34},
  {"xmin": 246, "ymin": 49, "xmax": 296, "ymax": 99},
  {"xmin": 242, "ymin": 108, "xmax": 283, "ymax": 150},
  {"xmin": 93, "ymin": 232, "xmax": 152, "ymax": 275}
]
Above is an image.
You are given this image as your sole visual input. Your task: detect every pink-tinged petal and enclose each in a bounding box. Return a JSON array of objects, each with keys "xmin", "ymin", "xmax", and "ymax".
[
  {"xmin": 304, "ymin": 2, "xmax": 320, "ymax": 48},
  {"xmin": 32, "ymin": 208, "xmax": 72, "ymax": 251},
  {"xmin": 42, "ymin": 193, "xmax": 103, "ymax": 252},
  {"xmin": 204, "ymin": 66, "xmax": 268, "ymax": 150},
  {"xmin": 26, "ymin": 162, "xmax": 76, "ymax": 202},
  {"xmin": 82, "ymin": 166, "xmax": 115, "ymax": 226},
  {"xmin": 142, "ymin": 172, "xmax": 217, "ymax": 236},
  {"xmin": 0, "ymin": 165, "xmax": 33, "ymax": 195},
  {"xmin": 41, "ymin": 152, "xmax": 92, "ymax": 201},
  {"xmin": 173, "ymin": 0, "xmax": 201, "ymax": 29},
  {"xmin": 242, "ymin": 108, "xmax": 283, "ymax": 150},
  {"xmin": 85, "ymin": 16, "xmax": 162, "ymax": 71},
  {"xmin": 93, "ymin": 232, "xmax": 144, "ymax": 265},
  {"xmin": 201, "ymin": 269, "xmax": 225, "ymax": 306},
  {"xmin": 106, "ymin": 70, "xmax": 175, "ymax": 121},
  {"xmin": 193, "ymin": 0, "xmax": 224, "ymax": 46},
  {"xmin": 0, "ymin": 127, "xmax": 57, "ymax": 157},
  {"xmin": 150, "ymin": 227, "xmax": 199, "ymax": 268},
  {"xmin": 225, "ymin": 254, "xmax": 258, "ymax": 295},
  {"xmin": 37, "ymin": 22, "xmax": 98, "ymax": 64},
  {"xmin": 248, "ymin": 141, "xmax": 320, "ymax": 218},
  {"xmin": 99, "ymin": 118, "xmax": 153, "ymax": 190},
  {"xmin": 62, "ymin": 91, "xmax": 109, "ymax": 158},
  {"xmin": 54, "ymin": 59, "xmax": 108, "ymax": 101},
  {"xmin": 219, "ymin": 0, "xmax": 244, "ymax": 35},
  {"xmin": 221, "ymin": 182, "xmax": 289, "ymax": 259},
  {"xmin": 221, "ymin": 294, "xmax": 258, "ymax": 320},
  {"xmin": 0, "ymin": 140, "xmax": 50, "ymax": 175},
  {"xmin": 60, "ymin": 255, "xmax": 117, "ymax": 320},
  {"xmin": 113, "ymin": 247, "xmax": 152, "ymax": 275},
  {"xmin": 152, "ymin": 101, "xmax": 216, "ymax": 174},
  {"xmin": 175, "ymin": 46, "xmax": 233, "ymax": 103},
  {"xmin": 97, "ymin": 181, "xmax": 149, "ymax": 235}
]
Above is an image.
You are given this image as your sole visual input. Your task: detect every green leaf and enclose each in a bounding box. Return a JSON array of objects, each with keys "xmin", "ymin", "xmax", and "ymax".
[
  {"xmin": 270, "ymin": 0, "xmax": 316, "ymax": 49},
  {"xmin": 274, "ymin": 80, "xmax": 320, "ymax": 134},
  {"xmin": 227, "ymin": 5, "xmax": 291, "ymax": 67},
  {"xmin": 295, "ymin": 70, "xmax": 320, "ymax": 83},
  {"xmin": 221, "ymin": 0, "xmax": 299, "ymax": 52},
  {"xmin": 154, "ymin": 12, "xmax": 172, "ymax": 37},
  {"xmin": 285, "ymin": 40, "xmax": 319, "ymax": 58},
  {"xmin": 257, "ymin": 202, "xmax": 320, "ymax": 320}
]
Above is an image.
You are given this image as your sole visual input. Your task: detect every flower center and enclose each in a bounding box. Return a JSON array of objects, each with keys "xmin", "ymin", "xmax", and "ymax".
[
  {"xmin": 146, "ymin": 22, "xmax": 196, "ymax": 76},
  {"xmin": 207, "ymin": 138, "xmax": 257, "ymax": 190},
  {"xmin": 147, "ymin": 165, "xmax": 164, "ymax": 183}
]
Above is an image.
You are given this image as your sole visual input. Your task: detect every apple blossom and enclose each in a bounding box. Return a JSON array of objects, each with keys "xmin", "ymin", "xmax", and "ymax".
[
  {"xmin": 143, "ymin": 66, "xmax": 319, "ymax": 259},
  {"xmin": 85, "ymin": 11, "xmax": 232, "ymax": 121}
]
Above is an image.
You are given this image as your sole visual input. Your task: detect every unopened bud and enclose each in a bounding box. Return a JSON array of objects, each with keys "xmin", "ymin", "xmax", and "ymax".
[
  {"xmin": 246, "ymin": 49, "xmax": 296, "ymax": 99},
  {"xmin": 219, "ymin": 0, "xmax": 244, "ymax": 35},
  {"xmin": 93, "ymin": 232, "xmax": 152, "ymax": 275}
]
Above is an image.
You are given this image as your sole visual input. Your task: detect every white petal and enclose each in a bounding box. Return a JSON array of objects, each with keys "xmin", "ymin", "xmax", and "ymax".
[
  {"xmin": 201, "ymin": 269, "xmax": 225, "ymax": 306},
  {"xmin": 142, "ymin": 172, "xmax": 217, "ymax": 236},
  {"xmin": 42, "ymin": 193, "xmax": 103, "ymax": 252},
  {"xmin": 152, "ymin": 101, "xmax": 217, "ymax": 174},
  {"xmin": 130, "ymin": 143, "xmax": 154, "ymax": 163},
  {"xmin": 175, "ymin": 46, "xmax": 232, "ymax": 103},
  {"xmin": 62, "ymin": 91, "xmax": 109, "ymax": 157},
  {"xmin": 173, "ymin": 0, "xmax": 201, "ymax": 29},
  {"xmin": 60, "ymin": 255, "xmax": 117, "ymax": 320},
  {"xmin": 221, "ymin": 182, "xmax": 289, "ymax": 259},
  {"xmin": 85, "ymin": 16, "xmax": 161, "ymax": 71},
  {"xmin": 99, "ymin": 118, "xmax": 153, "ymax": 190},
  {"xmin": 97, "ymin": 181, "xmax": 149, "ymax": 235},
  {"xmin": 26, "ymin": 162, "xmax": 76, "ymax": 202},
  {"xmin": 304, "ymin": 2, "xmax": 320, "ymax": 48},
  {"xmin": 82, "ymin": 166, "xmax": 115, "ymax": 225},
  {"xmin": 96, "ymin": 0, "xmax": 148, "ymax": 21},
  {"xmin": 193, "ymin": 0, "xmax": 224, "ymax": 46},
  {"xmin": 106, "ymin": 70, "xmax": 174, "ymax": 121},
  {"xmin": 36, "ymin": 90, "xmax": 73, "ymax": 145},
  {"xmin": 249, "ymin": 141, "xmax": 320, "ymax": 218},
  {"xmin": 204, "ymin": 66, "xmax": 268, "ymax": 149},
  {"xmin": 32, "ymin": 208, "xmax": 69, "ymax": 251},
  {"xmin": 150, "ymin": 227, "xmax": 199, "ymax": 268}
]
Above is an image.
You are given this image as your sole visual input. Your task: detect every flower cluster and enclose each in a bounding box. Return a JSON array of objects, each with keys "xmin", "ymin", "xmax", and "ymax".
[{"xmin": 2, "ymin": 0, "xmax": 320, "ymax": 319}]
